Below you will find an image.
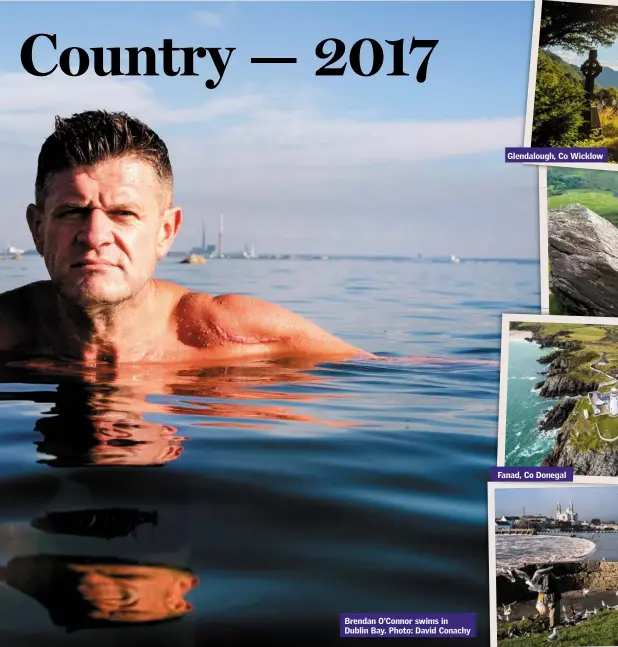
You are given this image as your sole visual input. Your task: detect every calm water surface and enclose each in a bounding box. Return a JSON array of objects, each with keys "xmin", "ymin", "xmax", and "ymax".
[{"xmin": 0, "ymin": 257, "xmax": 539, "ymax": 646}]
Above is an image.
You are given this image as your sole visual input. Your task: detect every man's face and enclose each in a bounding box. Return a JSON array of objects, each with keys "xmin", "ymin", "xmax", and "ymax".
[{"xmin": 27, "ymin": 156, "xmax": 181, "ymax": 306}]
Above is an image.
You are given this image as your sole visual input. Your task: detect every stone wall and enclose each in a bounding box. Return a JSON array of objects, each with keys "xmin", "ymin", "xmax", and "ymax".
[{"xmin": 583, "ymin": 561, "xmax": 618, "ymax": 589}]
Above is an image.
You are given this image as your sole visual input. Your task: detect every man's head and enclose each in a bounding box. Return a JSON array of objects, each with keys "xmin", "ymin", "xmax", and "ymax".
[{"xmin": 27, "ymin": 111, "xmax": 182, "ymax": 307}]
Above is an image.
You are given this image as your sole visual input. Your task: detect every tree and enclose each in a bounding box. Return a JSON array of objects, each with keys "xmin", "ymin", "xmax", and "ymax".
[
  {"xmin": 597, "ymin": 86, "xmax": 618, "ymax": 114},
  {"xmin": 532, "ymin": 51, "xmax": 585, "ymax": 147},
  {"xmin": 540, "ymin": 1, "xmax": 618, "ymax": 52},
  {"xmin": 591, "ymin": 518, "xmax": 601, "ymax": 525}
]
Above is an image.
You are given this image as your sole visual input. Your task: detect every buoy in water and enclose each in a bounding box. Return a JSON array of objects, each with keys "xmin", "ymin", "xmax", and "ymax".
[{"xmin": 180, "ymin": 254, "xmax": 207, "ymax": 264}]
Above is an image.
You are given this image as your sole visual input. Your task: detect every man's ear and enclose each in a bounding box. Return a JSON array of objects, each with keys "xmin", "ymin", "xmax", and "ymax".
[
  {"xmin": 26, "ymin": 204, "xmax": 45, "ymax": 256},
  {"xmin": 156, "ymin": 206, "xmax": 182, "ymax": 260}
]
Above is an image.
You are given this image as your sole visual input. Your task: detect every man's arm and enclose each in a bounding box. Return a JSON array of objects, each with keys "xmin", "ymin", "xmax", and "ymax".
[{"xmin": 201, "ymin": 293, "xmax": 374, "ymax": 360}]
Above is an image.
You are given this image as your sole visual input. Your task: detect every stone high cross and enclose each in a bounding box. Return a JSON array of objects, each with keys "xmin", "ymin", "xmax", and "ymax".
[{"xmin": 581, "ymin": 49, "xmax": 603, "ymax": 103}]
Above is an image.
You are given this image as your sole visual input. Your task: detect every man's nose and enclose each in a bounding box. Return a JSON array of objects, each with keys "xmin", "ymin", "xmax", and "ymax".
[{"xmin": 76, "ymin": 209, "xmax": 114, "ymax": 247}]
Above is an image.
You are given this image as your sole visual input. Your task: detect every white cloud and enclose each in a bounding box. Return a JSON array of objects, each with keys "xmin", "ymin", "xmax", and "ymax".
[
  {"xmin": 0, "ymin": 71, "xmax": 534, "ymax": 257},
  {"xmin": 551, "ymin": 48, "xmax": 584, "ymax": 66},
  {"xmin": 193, "ymin": 10, "xmax": 224, "ymax": 29},
  {"xmin": 550, "ymin": 48, "xmax": 618, "ymax": 72}
]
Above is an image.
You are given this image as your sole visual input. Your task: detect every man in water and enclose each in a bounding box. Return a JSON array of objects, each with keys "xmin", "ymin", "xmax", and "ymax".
[{"xmin": 0, "ymin": 110, "xmax": 371, "ymax": 364}]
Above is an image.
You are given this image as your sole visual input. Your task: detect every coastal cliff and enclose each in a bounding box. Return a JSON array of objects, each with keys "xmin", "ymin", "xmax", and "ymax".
[
  {"xmin": 538, "ymin": 397, "xmax": 577, "ymax": 431},
  {"xmin": 520, "ymin": 329, "xmax": 596, "ymax": 399},
  {"xmin": 542, "ymin": 427, "xmax": 618, "ymax": 474}
]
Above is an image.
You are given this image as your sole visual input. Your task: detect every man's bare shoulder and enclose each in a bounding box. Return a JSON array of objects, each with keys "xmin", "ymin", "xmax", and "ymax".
[
  {"xmin": 0, "ymin": 281, "xmax": 54, "ymax": 350},
  {"xmin": 176, "ymin": 291, "xmax": 372, "ymax": 359},
  {"xmin": 0, "ymin": 280, "xmax": 54, "ymax": 312}
]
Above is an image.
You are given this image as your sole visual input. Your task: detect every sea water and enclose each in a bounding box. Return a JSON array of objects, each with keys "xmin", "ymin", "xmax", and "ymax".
[
  {"xmin": 0, "ymin": 256, "xmax": 539, "ymax": 646},
  {"xmin": 496, "ymin": 535, "xmax": 596, "ymax": 568},
  {"xmin": 504, "ymin": 338, "xmax": 560, "ymax": 467}
]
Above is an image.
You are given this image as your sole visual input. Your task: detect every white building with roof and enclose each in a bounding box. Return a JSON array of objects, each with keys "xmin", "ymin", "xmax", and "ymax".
[{"xmin": 556, "ymin": 502, "xmax": 578, "ymax": 523}]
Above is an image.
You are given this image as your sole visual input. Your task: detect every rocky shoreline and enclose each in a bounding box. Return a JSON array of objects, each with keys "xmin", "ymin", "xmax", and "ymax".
[{"xmin": 524, "ymin": 329, "xmax": 595, "ymax": 400}]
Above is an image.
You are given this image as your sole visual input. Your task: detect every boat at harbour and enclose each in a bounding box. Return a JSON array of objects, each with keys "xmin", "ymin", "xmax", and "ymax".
[{"xmin": 0, "ymin": 244, "xmax": 25, "ymax": 259}]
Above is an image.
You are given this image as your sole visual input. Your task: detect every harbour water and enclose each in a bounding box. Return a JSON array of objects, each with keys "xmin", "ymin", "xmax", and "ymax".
[
  {"xmin": 0, "ymin": 256, "xmax": 539, "ymax": 646},
  {"xmin": 504, "ymin": 337, "xmax": 559, "ymax": 466},
  {"xmin": 496, "ymin": 535, "xmax": 597, "ymax": 569}
]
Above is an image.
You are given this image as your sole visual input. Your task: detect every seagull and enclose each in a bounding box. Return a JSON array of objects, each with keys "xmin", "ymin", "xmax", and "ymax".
[
  {"xmin": 602, "ymin": 600, "xmax": 607, "ymax": 608},
  {"xmin": 498, "ymin": 568, "xmax": 517, "ymax": 582},
  {"xmin": 548, "ymin": 628, "xmax": 558, "ymax": 641},
  {"xmin": 512, "ymin": 566, "xmax": 555, "ymax": 592}
]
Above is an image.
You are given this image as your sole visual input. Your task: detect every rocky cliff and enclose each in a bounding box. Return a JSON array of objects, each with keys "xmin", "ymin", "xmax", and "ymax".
[
  {"xmin": 531, "ymin": 341, "xmax": 598, "ymax": 398},
  {"xmin": 548, "ymin": 204, "xmax": 618, "ymax": 316},
  {"xmin": 543, "ymin": 425, "xmax": 618, "ymax": 475},
  {"xmin": 537, "ymin": 376, "xmax": 597, "ymax": 398},
  {"xmin": 539, "ymin": 397, "xmax": 578, "ymax": 431}
]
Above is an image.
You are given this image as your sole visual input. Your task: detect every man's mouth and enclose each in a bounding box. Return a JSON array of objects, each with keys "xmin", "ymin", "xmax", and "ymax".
[{"xmin": 72, "ymin": 261, "xmax": 116, "ymax": 269}]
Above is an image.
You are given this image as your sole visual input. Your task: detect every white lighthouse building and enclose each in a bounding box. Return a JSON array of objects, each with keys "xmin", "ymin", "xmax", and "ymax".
[{"xmin": 610, "ymin": 388, "xmax": 618, "ymax": 416}]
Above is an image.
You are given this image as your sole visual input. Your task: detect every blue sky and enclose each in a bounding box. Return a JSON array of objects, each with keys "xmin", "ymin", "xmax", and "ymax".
[
  {"xmin": 0, "ymin": 1, "xmax": 539, "ymax": 257},
  {"xmin": 496, "ymin": 486, "xmax": 618, "ymax": 520}
]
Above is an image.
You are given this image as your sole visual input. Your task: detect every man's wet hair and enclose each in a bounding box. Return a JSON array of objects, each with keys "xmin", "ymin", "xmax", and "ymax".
[{"xmin": 34, "ymin": 110, "xmax": 173, "ymax": 207}]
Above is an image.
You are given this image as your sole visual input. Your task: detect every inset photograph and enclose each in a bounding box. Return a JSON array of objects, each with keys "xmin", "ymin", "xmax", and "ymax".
[
  {"xmin": 498, "ymin": 314, "xmax": 618, "ymax": 478},
  {"xmin": 489, "ymin": 483, "xmax": 618, "ymax": 646},
  {"xmin": 526, "ymin": 0, "xmax": 618, "ymax": 166},
  {"xmin": 541, "ymin": 165, "xmax": 618, "ymax": 316}
]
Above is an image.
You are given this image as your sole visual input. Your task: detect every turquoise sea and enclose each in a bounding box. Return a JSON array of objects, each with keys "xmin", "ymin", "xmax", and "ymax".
[
  {"xmin": 504, "ymin": 338, "xmax": 559, "ymax": 467},
  {"xmin": 0, "ymin": 256, "xmax": 539, "ymax": 646}
]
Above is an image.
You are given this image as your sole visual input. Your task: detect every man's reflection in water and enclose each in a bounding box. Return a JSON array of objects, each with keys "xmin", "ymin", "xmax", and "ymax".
[
  {"xmin": 0, "ymin": 555, "xmax": 198, "ymax": 631},
  {"xmin": 31, "ymin": 509, "xmax": 158, "ymax": 540},
  {"xmin": 35, "ymin": 406, "xmax": 185, "ymax": 468},
  {"xmin": 0, "ymin": 358, "xmax": 355, "ymax": 466}
]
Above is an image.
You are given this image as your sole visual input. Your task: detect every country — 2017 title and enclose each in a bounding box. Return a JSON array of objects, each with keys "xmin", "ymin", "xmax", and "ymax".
[{"xmin": 20, "ymin": 34, "xmax": 440, "ymax": 89}]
